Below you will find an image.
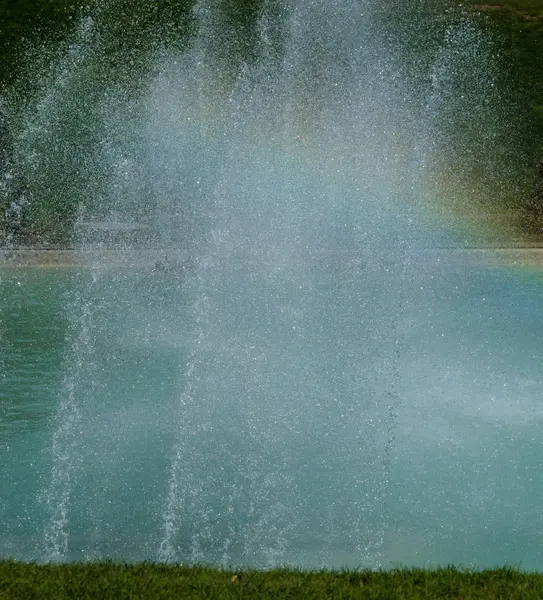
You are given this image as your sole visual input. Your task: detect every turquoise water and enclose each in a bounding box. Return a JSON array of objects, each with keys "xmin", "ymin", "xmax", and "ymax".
[
  {"xmin": 1, "ymin": 268, "xmax": 186, "ymax": 562},
  {"xmin": 2, "ymin": 0, "xmax": 539, "ymax": 571},
  {"xmin": 1, "ymin": 263, "xmax": 542, "ymax": 568},
  {"xmin": 1, "ymin": 269, "xmax": 71, "ymax": 559},
  {"xmin": 391, "ymin": 266, "xmax": 543, "ymax": 568}
]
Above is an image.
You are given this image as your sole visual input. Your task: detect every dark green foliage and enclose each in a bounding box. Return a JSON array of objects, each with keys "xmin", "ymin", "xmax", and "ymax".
[
  {"xmin": 0, "ymin": 0, "xmax": 265, "ymax": 87},
  {"xmin": 471, "ymin": 3, "xmax": 543, "ymax": 151},
  {"xmin": 461, "ymin": 1, "xmax": 543, "ymax": 231},
  {"xmin": 0, "ymin": 0, "xmax": 267, "ymax": 245},
  {"xmin": 4, "ymin": 562, "xmax": 543, "ymax": 599},
  {"xmin": 0, "ymin": 0, "xmax": 85, "ymax": 88},
  {"xmin": 1, "ymin": 0, "xmax": 543, "ymax": 243}
]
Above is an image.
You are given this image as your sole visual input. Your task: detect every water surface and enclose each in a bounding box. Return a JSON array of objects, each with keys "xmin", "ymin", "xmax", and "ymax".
[{"xmin": 1, "ymin": 262, "xmax": 542, "ymax": 568}]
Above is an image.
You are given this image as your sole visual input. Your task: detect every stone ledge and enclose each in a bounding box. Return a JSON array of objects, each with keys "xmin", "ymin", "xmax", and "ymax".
[
  {"xmin": 2, "ymin": 246, "xmax": 543, "ymax": 269},
  {"xmin": 0, "ymin": 248, "xmax": 190, "ymax": 268}
]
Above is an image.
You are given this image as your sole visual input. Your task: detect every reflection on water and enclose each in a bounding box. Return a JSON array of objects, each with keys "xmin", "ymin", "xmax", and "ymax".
[
  {"xmin": 1, "ymin": 269, "xmax": 71, "ymax": 437},
  {"xmin": 1, "ymin": 269, "xmax": 71, "ymax": 562},
  {"xmin": 1, "ymin": 264, "xmax": 543, "ymax": 568}
]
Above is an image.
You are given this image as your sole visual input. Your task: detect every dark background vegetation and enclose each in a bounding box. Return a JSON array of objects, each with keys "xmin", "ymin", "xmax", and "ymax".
[
  {"xmin": 471, "ymin": 0, "xmax": 543, "ymax": 235},
  {"xmin": 0, "ymin": 0, "xmax": 542, "ymax": 245}
]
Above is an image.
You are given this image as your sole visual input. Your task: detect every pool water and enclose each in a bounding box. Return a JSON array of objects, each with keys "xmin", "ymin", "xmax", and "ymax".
[{"xmin": 1, "ymin": 262, "xmax": 542, "ymax": 569}]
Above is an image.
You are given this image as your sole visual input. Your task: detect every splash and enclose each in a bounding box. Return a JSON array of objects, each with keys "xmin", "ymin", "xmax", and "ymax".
[{"xmin": 5, "ymin": 0, "xmax": 531, "ymax": 568}]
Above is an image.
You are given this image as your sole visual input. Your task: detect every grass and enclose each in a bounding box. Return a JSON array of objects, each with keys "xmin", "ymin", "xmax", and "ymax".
[{"xmin": 3, "ymin": 562, "xmax": 543, "ymax": 599}]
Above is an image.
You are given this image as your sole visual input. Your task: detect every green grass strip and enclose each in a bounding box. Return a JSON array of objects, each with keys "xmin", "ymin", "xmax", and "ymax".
[{"xmin": 2, "ymin": 562, "xmax": 543, "ymax": 599}]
